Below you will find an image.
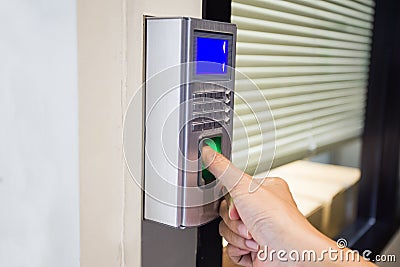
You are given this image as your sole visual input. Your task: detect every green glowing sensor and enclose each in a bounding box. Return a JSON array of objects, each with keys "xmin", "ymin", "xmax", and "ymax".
[{"xmin": 201, "ymin": 136, "xmax": 222, "ymax": 184}]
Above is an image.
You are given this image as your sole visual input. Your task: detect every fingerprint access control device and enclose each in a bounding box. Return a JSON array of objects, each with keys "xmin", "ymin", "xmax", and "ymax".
[{"xmin": 144, "ymin": 17, "xmax": 237, "ymax": 227}]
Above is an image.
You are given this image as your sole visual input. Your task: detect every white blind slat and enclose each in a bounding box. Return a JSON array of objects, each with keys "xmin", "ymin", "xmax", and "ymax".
[
  {"xmin": 235, "ymin": 94, "xmax": 366, "ymax": 124},
  {"xmin": 325, "ymin": 0, "xmax": 374, "ymax": 14},
  {"xmin": 233, "ymin": 102, "xmax": 366, "ymax": 140},
  {"xmin": 236, "ymin": 55, "xmax": 369, "ymax": 66},
  {"xmin": 353, "ymin": 0, "xmax": 375, "ymax": 8},
  {"xmin": 237, "ymin": 80, "xmax": 367, "ymax": 99},
  {"xmin": 232, "ymin": 2, "xmax": 372, "ymax": 37},
  {"xmin": 237, "ymin": 42, "xmax": 370, "ymax": 58},
  {"xmin": 233, "ymin": 110, "xmax": 364, "ymax": 152},
  {"xmin": 287, "ymin": 0, "xmax": 373, "ymax": 22},
  {"xmin": 237, "ymin": 29, "xmax": 371, "ymax": 50},
  {"xmin": 233, "ymin": 16, "xmax": 371, "ymax": 43},
  {"xmin": 237, "ymin": 66, "xmax": 368, "ymax": 79},
  {"xmin": 234, "ymin": 0, "xmax": 373, "ymax": 29},
  {"xmin": 236, "ymin": 87, "xmax": 364, "ymax": 113},
  {"xmin": 235, "ymin": 73, "xmax": 368, "ymax": 90}
]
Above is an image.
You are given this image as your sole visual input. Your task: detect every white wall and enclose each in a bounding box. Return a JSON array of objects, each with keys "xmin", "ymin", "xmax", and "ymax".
[
  {"xmin": 0, "ymin": 1, "xmax": 79, "ymax": 267},
  {"xmin": 78, "ymin": 0, "xmax": 201, "ymax": 266}
]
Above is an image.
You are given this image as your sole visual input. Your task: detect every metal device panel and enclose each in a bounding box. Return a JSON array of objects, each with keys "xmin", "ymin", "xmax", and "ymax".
[
  {"xmin": 181, "ymin": 18, "xmax": 236, "ymax": 227},
  {"xmin": 144, "ymin": 17, "xmax": 236, "ymax": 227}
]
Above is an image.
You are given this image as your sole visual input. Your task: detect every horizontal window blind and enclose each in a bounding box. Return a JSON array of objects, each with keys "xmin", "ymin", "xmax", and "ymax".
[{"xmin": 231, "ymin": 0, "xmax": 375, "ymax": 174}]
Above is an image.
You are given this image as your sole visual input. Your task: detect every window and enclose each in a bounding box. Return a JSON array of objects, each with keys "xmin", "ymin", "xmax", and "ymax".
[
  {"xmin": 226, "ymin": 4, "xmax": 376, "ymax": 256},
  {"xmin": 231, "ymin": 0, "xmax": 375, "ymax": 173},
  {"xmin": 201, "ymin": 1, "xmax": 400, "ymax": 267}
]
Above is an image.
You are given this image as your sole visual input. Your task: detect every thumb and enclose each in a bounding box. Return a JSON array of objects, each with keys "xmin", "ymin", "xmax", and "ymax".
[{"xmin": 201, "ymin": 146, "xmax": 251, "ymax": 199}]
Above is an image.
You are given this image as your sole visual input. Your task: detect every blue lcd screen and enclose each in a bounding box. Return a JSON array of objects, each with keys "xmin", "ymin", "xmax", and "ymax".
[{"xmin": 196, "ymin": 37, "xmax": 229, "ymax": 75}]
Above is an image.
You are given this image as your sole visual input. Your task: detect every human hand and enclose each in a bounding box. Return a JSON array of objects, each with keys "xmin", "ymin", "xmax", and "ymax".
[
  {"xmin": 202, "ymin": 146, "xmax": 376, "ymax": 267},
  {"xmin": 202, "ymin": 146, "xmax": 319, "ymax": 266},
  {"xmin": 219, "ymin": 198, "xmax": 258, "ymax": 266}
]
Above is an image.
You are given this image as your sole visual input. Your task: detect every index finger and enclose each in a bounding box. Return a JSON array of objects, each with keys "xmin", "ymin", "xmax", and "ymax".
[{"xmin": 201, "ymin": 146, "xmax": 251, "ymax": 199}]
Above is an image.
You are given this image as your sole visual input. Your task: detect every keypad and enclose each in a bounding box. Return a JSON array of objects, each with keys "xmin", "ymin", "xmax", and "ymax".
[{"xmin": 191, "ymin": 90, "xmax": 232, "ymax": 132}]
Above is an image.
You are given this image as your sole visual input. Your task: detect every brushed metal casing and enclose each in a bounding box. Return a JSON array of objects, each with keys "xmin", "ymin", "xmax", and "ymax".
[{"xmin": 144, "ymin": 17, "xmax": 236, "ymax": 227}]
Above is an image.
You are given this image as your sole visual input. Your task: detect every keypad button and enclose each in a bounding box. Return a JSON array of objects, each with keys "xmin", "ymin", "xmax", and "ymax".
[
  {"xmin": 224, "ymin": 106, "xmax": 230, "ymax": 113},
  {"xmin": 203, "ymin": 122, "xmax": 213, "ymax": 130},
  {"xmin": 192, "ymin": 123, "xmax": 203, "ymax": 132}
]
